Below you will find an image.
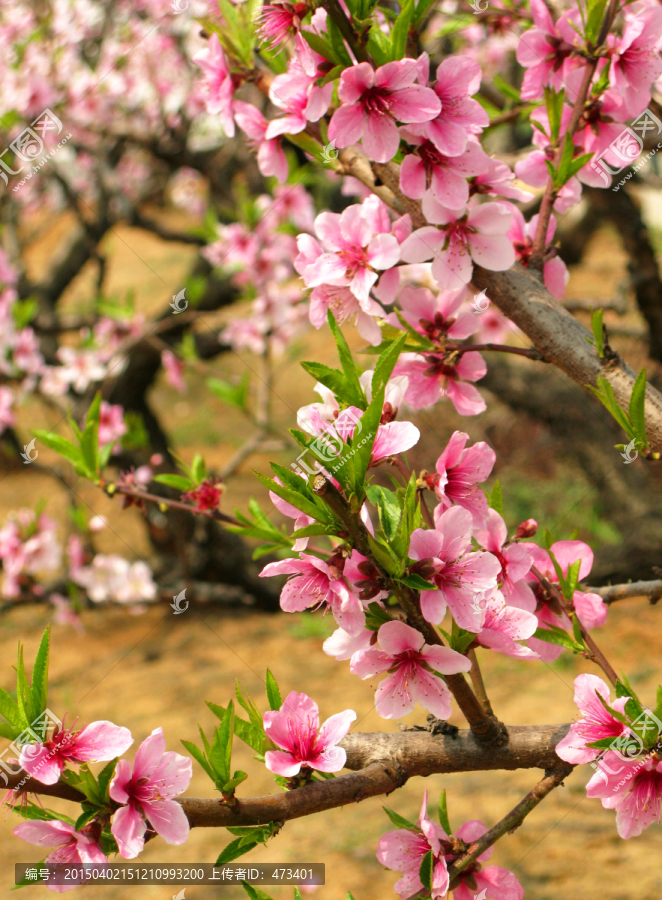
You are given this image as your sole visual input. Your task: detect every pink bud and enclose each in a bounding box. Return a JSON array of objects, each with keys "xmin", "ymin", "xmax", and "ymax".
[
  {"xmin": 516, "ymin": 518, "xmax": 538, "ymax": 538},
  {"xmin": 150, "ymin": 454, "xmax": 164, "ymax": 466}
]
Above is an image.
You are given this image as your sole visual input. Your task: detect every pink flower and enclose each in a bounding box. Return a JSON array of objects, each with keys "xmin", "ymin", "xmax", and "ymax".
[
  {"xmin": 471, "ymin": 156, "xmax": 533, "ymax": 202},
  {"xmin": 162, "ymin": 350, "xmax": 187, "ymax": 395},
  {"xmin": 426, "ymin": 430, "xmax": 496, "ymax": 527},
  {"xmin": 263, "ymin": 691, "xmax": 356, "ymax": 776},
  {"xmin": 259, "ymin": 552, "xmax": 367, "ymax": 634},
  {"xmin": 182, "ymin": 478, "xmax": 224, "ymax": 512},
  {"xmin": 400, "ymin": 196, "xmax": 515, "ymax": 291},
  {"xmin": 266, "ymin": 70, "xmax": 332, "ymax": 139},
  {"xmin": 408, "ymin": 506, "xmax": 501, "ymax": 631},
  {"xmin": 505, "ymin": 206, "xmax": 569, "ymax": 300},
  {"xmin": 587, "ymin": 752, "xmax": 662, "ymax": 838},
  {"xmin": 474, "ymin": 509, "xmax": 536, "ymax": 609},
  {"xmin": 377, "ymin": 790, "xmax": 450, "ymax": 899},
  {"xmin": 555, "ymin": 673, "xmax": 629, "ymax": 764},
  {"xmin": 0, "ymin": 385, "xmax": 15, "ymax": 434},
  {"xmin": 393, "ymin": 349, "xmax": 486, "ymax": 415},
  {"xmin": 350, "ymin": 620, "xmax": 471, "ymax": 719},
  {"xmin": 524, "ymin": 540, "xmax": 608, "ymax": 661},
  {"xmin": 109, "ymin": 727, "xmax": 192, "ymax": 858},
  {"xmin": 328, "ymin": 59, "xmax": 441, "ymax": 163},
  {"xmin": 255, "ymin": 0, "xmax": 309, "ymax": 49},
  {"xmin": 323, "ymin": 626, "xmax": 374, "ymax": 660},
  {"xmin": 516, "ymin": 0, "xmax": 583, "ymax": 101},
  {"xmin": 609, "ymin": 5, "xmax": 662, "ymax": 116},
  {"xmin": 474, "ymin": 589, "xmax": 539, "ymax": 659},
  {"xmin": 14, "ymin": 820, "xmax": 108, "ymax": 889},
  {"xmin": 449, "ymin": 820, "xmax": 523, "ymax": 900},
  {"xmin": 309, "ymin": 284, "xmax": 385, "ymax": 346},
  {"xmin": 19, "ymin": 720, "xmax": 133, "ymax": 785},
  {"xmin": 296, "ymin": 197, "xmax": 401, "ymax": 304},
  {"xmin": 98, "ymin": 402, "xmax": 127, "ymax": 448},
  {"xmin": 399, "ymin": 134, "xmax": 488, "ymax": 208},
  {"xmin": 406, "ymin": 56, "xmax": 489, "ymax": 157},
  {"xmin": 232, "ymin": 101, "xmax": 289, "ymax": 182},
  {"xmin": 192, "ymin": 34, "xmax": 235, "ymax": 136}
]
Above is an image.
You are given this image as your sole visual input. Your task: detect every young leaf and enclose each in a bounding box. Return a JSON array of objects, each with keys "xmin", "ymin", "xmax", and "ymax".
[
  {"xmin": 327, "ymin": 311, "xmax": 366, "ymax": 408},
  {"xmin": 533, "ymin": 626, "xmax": 584, "ymax": 653},
  {"xmin": 371, "ymin": 333, "xmax": 407, "ymax": 398},
  {"xmin": 383, "ymin": 805, "xmax": 420, "ymax": 831},
  {"xmin": 266, "ymin": 669, "xmax": 282, "ymax": 711},
  {"xmin": 31, "ymin": 431, "xmax": 83, "ymax": 469},
  {"xmin": 366, "ymin": 485, "xmax": 402, "ymax": 541},
  {"xmin": 242, "ymin": 885, "xmax": 275, "ymax": 900},
  {"xmin": 438, "ymin": 789, "xmax": 451, "ymax": 835},
  {"xmin": 390, "ymin": 0, "xmax": 414, "ymax": 60},
  {"xmin": 628, "ymin": 369, "xmax": 648, "ymax": 449},
  {"xmin": 348, "ymin": 388, "xmax": 385, "ymax": 499},
  {"xmin": 30, "ymin": 625, "xmax": 50, "ymax": 719},
  {"xmin": 419, "ymin": 851, "xmax": 434, "ymax": 891},
  {"xmin": 181, "ymin": 739, "xmax": 215, "ymax": 783},
  {"xmin": 153, "ymin": 473, "xmax": 195, "ymax": 491},
  {"xmin": 216, "ymin": 836, "xmax": 260, "ymax": 866},
  {"xmin": 591, "ymin": 308, "xmax": 604, "ymax": 358}
]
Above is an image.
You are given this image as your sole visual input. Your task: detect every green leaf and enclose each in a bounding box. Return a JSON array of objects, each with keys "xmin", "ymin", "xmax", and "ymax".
[
  {"xmin": 181, "ymin": 739, "xmax": 215, "ymax": 783},
  {"xmin": 211, "ymin": 701, "xmax": 235, "ymax": 786},
  {"xmin": 254, "ymin": 471, "xmax": 327, "ymax": 523},
  {"xmin": 390, "ymin": 0, "xmax": 414, "ymax": 59},
  {"xmin": 207, "ymin": 701, "xmax": 266, "ymax": 753},
  {"xmin": 326, "ymin": 15, "xmax": 353, "ymax": 66},
  {"xmin": 242, "ymin": 885, "xmax": 275, "ymax": 900},
  {"xmin": 0, "ymin": 686, "xmax": 21, "ymax": 728},
  {"xmin": 75, "ymin": 806, "xmax": 100, "ymax": 831},
  {"xmin": 31, "ymin": 431, "xmax": 82, "ymax": 470},
  {"xmin": 488, "ymin": 480, "xmax": 503, "ymax": 517},
  {"xmin": 399, "ymin": 573, "xmax": 437, "ymax": 591},
  {"xmin": 266, "ymin": 669, "xmax": 282, "ymax": 711},
  {"xmin": 366, "ymin": 485, "xmax": 402, "ymax": 541},
  {"xmin": 419, "ymin": 851, "xmax": 434, "ymax": 891},
  {"xmin": 438, "ymin": 789, "xmax": 451, "ymax": 835},
  {"xmin": 223, "ymin": 769, "xmax": 249, "ymax": 792},
  {"xmin": 97, "ymin": 758, "xmax": 118, "ymax": 800},
  {"xmin": 216, "ymin": 837, "xmax": 260, "ymax": 866},
  {"xmin": 494, "ymin": 74, "xmax": 521, "ymax": 102},
  {"xmin": 629, "ymin": 369, "xmax": 648, "ymax": 448},
  {"xmin": 153, "ymin": 473, "xmax": 195, "ymax": 491},
  {"xmin": 383, "ymin": 805, "xmax": 420, "ymax": 831},
  {"xmin": 0, "ymin": 721, "xmax": 20, "ymax": 739},
  {"xmin": 191, "ymin": 454, "xmax": 207, "ymax": 484},
  {"xmin": 30, "ymin": 626, "xmax": 50, "ymax": 719},
  {"xmin": 371, "ymin": 333, "xmax": 407, "ymax": 398},
  {"xmin": 366, "ymin": 16, "xmax": 392, "ymax": 66},
  {"xmin": 591, "ymin": 309, "xmax": 604, "ymax": 357},
  {"xmin": 586, "ymin": 375, "xmax": 635, "ymax": 437},
  {"xmin": 348, "ymin": 388, "xmax": 385, "ymax": 499},
  {"xmin": 15, "ymin": 643, "xmax": 33, "ymax": 726},
  {"xmin": 533, "ymin": 626, "xmax": 584, "ymax": 653},
  {"xmin": 391, "ymin": 472, "xmax": 419, "ymax": 560},
  {"xmin": 300, "ymin": 362, "xmax": 347, "ymax": 401},
  {"xmin": 235, "ymin": 683, "xmax": 263, "ymax": 730},
  {"xmin": 80, "ymin": 393, "xmax": 102, "ymax": 479},
  {"xmin": 585, "ymin": 0, "xmax": 609, "ymax": 44},
  {"xmin": 412, "ymin": 0, "xmax": 438, "ymax": 25},
  {"xmin": 207, "ymin": 374, "xmax": 250, "ymax": 411},
  {"xmin": 365, "ymin": 601, "xmax": 394, "ymax": 630},
  {"xmin": 564, "ymin": 559, "xmax": 581, "ymax": 602},
  {"xmin": 327, "ymin": 311, "xmax": 366, "ymax": 408},
  {"xmin": 544, "ymin": 86, "xmax": 566, "ymax": 144}
]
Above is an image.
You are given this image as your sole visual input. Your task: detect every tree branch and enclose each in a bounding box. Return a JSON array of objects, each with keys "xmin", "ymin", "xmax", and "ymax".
[
  {"xmin": 588, "ymin": 579, "xmax": 662, "ymax": 605},
  {"xmin": 5, "ymin": 725, "xmax": 570, "ymax": 827}
]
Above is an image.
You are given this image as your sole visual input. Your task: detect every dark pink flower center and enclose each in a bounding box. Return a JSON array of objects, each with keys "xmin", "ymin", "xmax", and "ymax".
[
  {"xmin": 361, "ymin": 86, "xmax": 394, "ymax": 116},
  {"xmin": 418, "ymin": 311, "xmax": 457, "ymax": 343},
  {"xmin": 339, "ymin": 245, "xmax": 370, "ymax": 277},
  {"xmin": 286, "ymin": 719, "xmax": 323, "ymax": 762}
]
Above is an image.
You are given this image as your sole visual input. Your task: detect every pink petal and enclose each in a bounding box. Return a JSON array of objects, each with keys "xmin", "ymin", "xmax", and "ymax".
[
  {"xmin": 111, "ymin": 803, "xmax": 146, "ymax": 859},
  {"xmin": 265, "ymin": 750, "xmax": 302, "ymax": 776},
  {"xmin": 142, "ymin": 798, "xmax": 190, "ymax": 845},
  {"xmin": 73, "ymin": 720, "xmax": 133, "ymax": 761}
]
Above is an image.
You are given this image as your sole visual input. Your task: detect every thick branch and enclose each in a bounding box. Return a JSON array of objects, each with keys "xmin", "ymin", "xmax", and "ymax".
[
  {"xmin": 5, "ymin": 725, "xmax": 570, "ymax": 827},
  {"xmin": 588, "ymin": 579, "xmax": 662, "ymax": 605}
]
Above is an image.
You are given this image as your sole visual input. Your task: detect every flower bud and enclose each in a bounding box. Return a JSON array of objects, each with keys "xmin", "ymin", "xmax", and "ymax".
[{"xmin": 516, "ymin": 518, "xmax": 538, "ymax": 538}]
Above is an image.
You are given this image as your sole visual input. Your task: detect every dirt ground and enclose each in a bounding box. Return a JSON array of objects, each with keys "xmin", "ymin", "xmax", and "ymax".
[{"xmin": 0, "ymin": 210, "xmax": 661, "ymax": 899}]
